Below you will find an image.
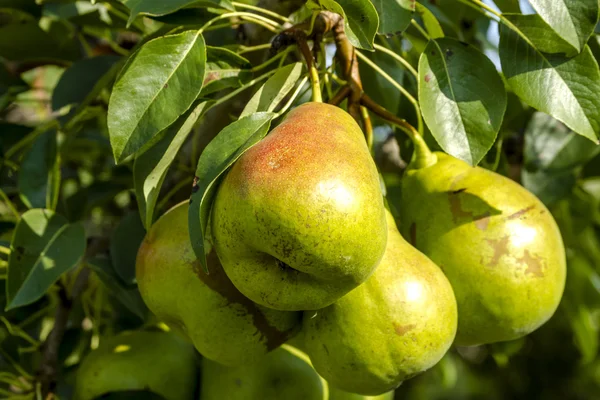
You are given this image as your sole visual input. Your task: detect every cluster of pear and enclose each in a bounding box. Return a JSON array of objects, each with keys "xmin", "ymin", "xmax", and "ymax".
[
  {"xmin": 83, "ymin": 103, "xmax": 566, "ymax": 398},
  {"xmin": 74, "ymin": 329, "xmax": 393, "ymax": 399}
]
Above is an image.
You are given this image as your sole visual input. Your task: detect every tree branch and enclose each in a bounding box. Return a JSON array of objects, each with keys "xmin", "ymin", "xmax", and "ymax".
[{"xmin": 37, "ymin": 238, "xmax": 107, "ymax": 398}]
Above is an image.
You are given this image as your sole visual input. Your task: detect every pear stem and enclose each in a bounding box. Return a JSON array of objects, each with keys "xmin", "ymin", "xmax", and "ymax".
[{"xmin": 360, "ymin": 94, "xmax": 436, "ymax": 168}]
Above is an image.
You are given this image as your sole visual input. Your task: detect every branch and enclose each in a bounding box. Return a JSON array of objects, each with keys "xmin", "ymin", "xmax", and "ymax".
[{"xmin": 37, "ymin": 238, "xmax": 107, "ymax": 398}]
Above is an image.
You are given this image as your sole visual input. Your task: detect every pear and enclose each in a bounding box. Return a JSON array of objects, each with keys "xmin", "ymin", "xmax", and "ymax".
[
  {"xmin": 303, "ymin": 210, "xmax": 457, "ymax": 395},
  {"xmin": 329, "ymin": 388, "xmax": 395, "ymax": 400},
  {"xmin": 200, "ymin": 345, "xmax": 327, "ymax": 400},
  {"xmin": 399, "ymin": 152, "xmax": 566, "ymax": 346},
  {"xmin": 74, "ymin": 330, "xmax": 197, "ymax": 400},
  {"xmin": 211, "ymin": 102, "xmax": 387, "ymax": 311},
  {"xmin": 136, "ymin": 201, "xmax": 300, "ymax": 366}
]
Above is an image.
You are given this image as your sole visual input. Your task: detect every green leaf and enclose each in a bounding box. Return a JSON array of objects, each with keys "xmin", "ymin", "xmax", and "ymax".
[
  {"xmin": 414, "ymin": 3, "xmax": 444, "ymax": 39},
  {"xmin": 52, "ymin": 55, "xmax": 120, "ymax": 111},
  {"xmin": 492, "ymin": 0, "xmax": 520, "ymax": 13},
  {"xmin": 134, "ymin": 100, "xmax": 214, "ymax": 229},
  {"xmin": 108, "ymin": 30, "xmax": 207, "ymax": 163},
  {"xmin": 240, "ymin": 62, "xmax": 303, "ymax": 117},
  {"xmin": 17, "ymin": 131, "xmax": 60, "ymax": 210},
  {"xmin": 110, "ymin": 212, "xmax": 146, "ymax": 285},
  {"xmin": 504, "ymin": 13, "xmax": 578, "ymax": 56},
  {"xmin": 522, "ymin": 169, "xmax": 576, "ymax": 206},
  {"xmin": 87, "ymin": 256, "xmax": 148, "ymax": 320},
  {"xmin": 0, "ymin": 22, "xmax": 79, "ymax": 62},
  {"xmin": 528, "ymin": 0, "xmax": 599, "ymax": 53},
  {"xmin": 308, "ymin": 0, "xmax": 379, "ymax": 50},
  {"xmin": 121, "ymin": 0, "xmax": 233, "ymax": 24},
  {"xmin": 188, "ymin": 112, "xmax": 276, "ymax": 272},
  {"xmin": 6, "ymin": 209, "xmax": 86, "ymax": 310},
  {"xmin": 418, "ymin": 38, "xmax": 507, "ymax": 165},
  {"xmin": 500, "ymin": 14, "xmax": 600, "ymax": 142},
  {"xmin": 371, "ymin": 0, "xmax": 414, "ymax": 36},
  {"xmin": 201, "ymin": 46, "xmax": 252, "ymax": 97},
  {"xmin": 524, "ymin": 112, "xmax": 600, "ymax": 172}
]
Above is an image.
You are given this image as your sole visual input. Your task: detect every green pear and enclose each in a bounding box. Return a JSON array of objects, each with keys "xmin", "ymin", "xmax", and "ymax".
[
  {"xmin": 74, "ymin": 330, "xmax": 197, "ymax": 400},
  {"xmin": 200, "ymin": 345, "xmax": 328, "ymax": 400},
  {"xmin": 303, "ymin": 210, "xmax": 457, "ymax": 395},
  {"xmin": 211, "ymin": 102, "xmax": 387, "ymax": 311},
  {"xmin": 399, "ymin": 152, "xmax": 566, "ymax": 346},
  {"xmin": 136, "ymin": 201, "xmax": 300, "ymax": 366},
  {"xmin": 329, "ymin": 387, "xmax": 395, "ymax": 400}
]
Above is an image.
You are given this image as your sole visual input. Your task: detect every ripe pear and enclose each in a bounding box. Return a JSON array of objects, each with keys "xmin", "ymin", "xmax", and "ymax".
[
  {"xmin": 74, "ymin": 330, "xmax": 197, "ymax": 400},
  {"xmin": 399, "ymin": 152, "xmax": 566, "ymax": 346},
  {"xmin": 211, "ymin": 102, "xmax": 387, "ymax": 311},
  {"xmin": 136, "ymin": 201, "xmax": 300, "ymax": 366},
  {"xmin": 303, "ymin": 210, "xmax": 457, "ymax": 395},
  {"xmin": 200, "ymin": 345, "xmax": 327, "ymax": 400}
]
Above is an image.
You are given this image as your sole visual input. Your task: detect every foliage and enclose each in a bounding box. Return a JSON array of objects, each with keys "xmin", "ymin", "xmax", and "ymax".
[{"xmin": 0, "ymin": 0, "xmax": 599, "ymax": 399}]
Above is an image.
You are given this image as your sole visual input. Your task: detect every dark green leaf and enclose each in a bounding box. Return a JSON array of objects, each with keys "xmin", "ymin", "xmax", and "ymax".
[
  {"xmin": 17, "ymin": 130, "xmax": 60, "ymax": 210},
  {"xmin": 522, "ymin": 169, "xmax": 576, "ymax": 206},
  {"xmin": 524, "ymin": 112, "xmax": 600, "ymax": 172},
  {"xmin": 240, "ymin": 62, "xmax": 303, "ymax": 117},
  {"xmin": 371, "ymin": 0, "xmax": 414, "ymax": 36},
  {"xmin": 6, "ymin": 209, "xmax": 86, "ymax": 310},
  {"xmin": 500, "ymin": 14, "xmax": 600, "ymax": 142},
  {"xmin": 134, "ymin": 100, "xmax": 214, "ymax": 229},
  {"xmin": 87, "ymin": 256, "xmax": 148, "ymax": 320},
  {"xmin": 308, "ymin": 0, "xmax": 379, "ymax": 50},
  {"xmin": 528, "ymin": 0, "xmax": 599, "ymax": 53},
  {"xmin": 121, "ymin": 0, "xmax": 233, "ymax": 25},
  {"xmin": 110, "ymin": 212, "xmax": 146, "ymax": 285},
  {"xmin": 188, "ymin": 112, "xmax": 276, "ymax": 272},
  {"xmin": 504, "ymin": 13, "xmax": 578, "ymax": 56},
  {"xmin": 418, "ymin": 38, "xmax": 507, "ymax": 165},
  {"xmin": 52, "ymin": 55, "xmax": 120, "ymax": 111},
  {"xmin": 0, "ymin": 22, "xmax": 79, "ymax": 62},
  {"xmin": 108, "ymin": 30, "xmax": 207, "ymax": 163},
  {"xmin": 492, "ymin": 0, "xmax": 520, "ymax": 13}
]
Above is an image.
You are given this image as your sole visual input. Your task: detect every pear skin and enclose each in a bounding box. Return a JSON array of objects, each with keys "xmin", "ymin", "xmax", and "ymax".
[
  {"xmin": 74, "ymin": 330, "xmax": 197, "ymax": 400},
  {"xmin": 136, "ymin": 202, "xmax": 300, "ymax": 366},
  {"xmin": 303, "ymin": 210, "xmax": 457, "ymax": 395},
  {"xmin": 200, "ymin": 345, "xmax": 327, "ymax": 400},
  {"xmin": 211, "ymin": 102, "xmax": 387, "ymax": 311},
  {"xmin": 399, "ymin": 152, "xmax": 566, "ymax": 346},
  {"xmin": 329, "ymin": 387, "xmax": 395, "ymax": 400}
]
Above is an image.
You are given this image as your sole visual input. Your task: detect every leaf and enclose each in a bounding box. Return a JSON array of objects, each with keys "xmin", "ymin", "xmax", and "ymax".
[
  {"xmin": 418, "ymin": 38, "xmax": 507, "ymax": 165},
  {"xmin": 201, "ymin": 46, "xmax": 252, "ymax": 97},
  {"xmin": 528, "ymin": 0, "xmax": 599, "ymax": 53},
  {"xmin": 108, "ymin": 30, "xmax": 207, "ymax": 163},
  {"xmin": 0, "ymin": 22, "xmax": 79, "ymax": 62},
  {"xmin": 52, "ymin": 55, "xmax": 120, "ymax": 111},
  {"xmin": 504, "ymin": 13, "xmax": 578, "ymax": 56},
  {"xmin": 492, "ymin": 0, "xmax": 520, "ymax": 13},
  {"xmin": 371, "ymin": 0, "xmax": 414, "ymax": 36},
  {"xmin": 307, "ymin": 0, "xmax": 379, "ymax": 50},
  {"xmin": 524, "ymin": 112, "xmax": 600, "ymax": 172},
  {"xmin": 522, "ymin": 169, "xmax": 576, "ymax": 206},
  {"xmin": 121, "ymin": 0, "xmax": 233, "ymax": 24},
  {"xmin": 17, "ymin": 131, "xmax": 60, "ymax": 210},
  {"xmin": 6, "ymin": 209, "xmax": 86, "ymax": 310},
  {"xmin": 110, "ymin": 212, "xmax": 146, "ymax": 285},
  {"xmin": 87, "ymin": 256, "xmax": 148, "ymax": 320},
  {"xmin": 240, "ymin": 62, "xmax": 303, "ymax": 117},
  {"xmin": 188, "ymin": 112, "xmax": 276, "ymax": 272},
  {"xmin": 414, "ymin": 3, "xmax": 444, "ymax": 39},
  {"xmin": 134, "ymin": 100, "xmax": 214, "ymax": 229},
  {"xmin": 500, "ymin": 14, "xmax": 600, "ymax": 142}
]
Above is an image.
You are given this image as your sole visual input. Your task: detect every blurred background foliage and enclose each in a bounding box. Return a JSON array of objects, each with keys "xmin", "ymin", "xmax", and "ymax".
[{"xmin": 0, "ymin": 0, "xmax": 599, "ymax": 399}]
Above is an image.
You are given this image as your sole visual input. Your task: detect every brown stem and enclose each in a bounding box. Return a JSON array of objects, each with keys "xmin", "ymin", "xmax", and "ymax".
[
  {"xmin": 360, "ymin": 94, "xmax": 418, "ymax": 139},
  {"xmin": 329, "ymin": 85, "xmax": 351, "ymax": 106},
  {"xmin": 37, "ymin": 238, "xmax": 107, "ymax": 398}
]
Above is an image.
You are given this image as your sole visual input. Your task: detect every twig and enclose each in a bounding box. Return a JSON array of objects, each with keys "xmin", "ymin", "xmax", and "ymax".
[{"xmin": 37, "ymin": 238, "xmax": 107, "ymax": 398}]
